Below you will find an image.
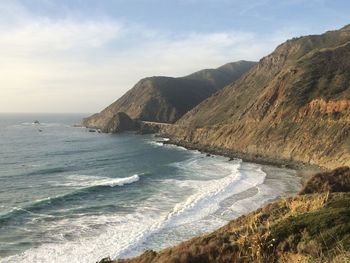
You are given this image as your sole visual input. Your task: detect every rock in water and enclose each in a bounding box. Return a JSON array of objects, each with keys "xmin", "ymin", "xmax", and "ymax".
[{"xmin": 102, "ymin": 112, "xmax": 137, "ymax": 133}]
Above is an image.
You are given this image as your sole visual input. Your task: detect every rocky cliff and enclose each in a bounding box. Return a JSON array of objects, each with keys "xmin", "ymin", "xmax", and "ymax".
[
  {"xmin": 163, "ymin": 25, "xmax": 350, "ymax": 169},
  {"xmin": 82, "ymin": 61, "xmax": 255, "ymax": 131}
]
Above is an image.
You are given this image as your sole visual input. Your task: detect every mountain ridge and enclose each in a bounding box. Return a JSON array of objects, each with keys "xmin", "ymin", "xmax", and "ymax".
[{"xmin": 82, "ymin": 60, "xmax": 256, "ymax": 131}]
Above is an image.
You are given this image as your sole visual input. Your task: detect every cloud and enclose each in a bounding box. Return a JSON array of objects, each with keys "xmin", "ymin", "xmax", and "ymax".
[
  {"xmin": 0, "ymin": 19, "xmax": 122, "ymax": 56},
  {"xmin": 0, "ymin": 2, "xmax": 300, "ymax": 113}
]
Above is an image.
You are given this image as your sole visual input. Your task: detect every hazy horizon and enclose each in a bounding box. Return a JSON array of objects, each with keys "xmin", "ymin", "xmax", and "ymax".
[
  {"xmin": 0, "ymin": 112, "xmax": 92, "ymax": 114},
  {"xmin": 1, "ymin": 0, "xmax": 350, "ymax": 113}
]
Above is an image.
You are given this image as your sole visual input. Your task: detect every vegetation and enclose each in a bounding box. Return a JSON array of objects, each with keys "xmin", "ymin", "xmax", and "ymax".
[{"xmin": 300, "ymin": 166, "xmax": 350, "ymax": 194}]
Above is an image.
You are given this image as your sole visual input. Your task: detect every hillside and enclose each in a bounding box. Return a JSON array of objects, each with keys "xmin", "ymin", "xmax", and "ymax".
[
  {"xmin": 184, "ymin": 61, "xmax": 255, "ymax": 89},
  {"xmin": 82, "ymin": 61, "xmax": 255, "ymax": 130},
  {"xmin": 163, "ymin": 25, "xmax": 350, "ymax": 169},
  {"xmin": 100, "ymin": 167, "xmax": 350, "ymax": 263}
]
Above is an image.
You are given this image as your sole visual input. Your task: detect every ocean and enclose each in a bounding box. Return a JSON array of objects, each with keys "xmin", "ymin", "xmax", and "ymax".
[{"xmin": 0, "ymin": 113, "xmax": 301, "ymax": 263}]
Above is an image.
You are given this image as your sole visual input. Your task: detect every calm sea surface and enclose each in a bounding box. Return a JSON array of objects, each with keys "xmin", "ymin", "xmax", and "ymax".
[{"xmin": 0, "ymin": 113, "xmax": 301, "ymax": 263}]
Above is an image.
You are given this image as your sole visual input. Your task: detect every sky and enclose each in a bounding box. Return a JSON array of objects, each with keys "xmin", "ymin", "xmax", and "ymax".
[{"xmin": 0, "ymin": 0, "xmax": 350, "ymax": 113}]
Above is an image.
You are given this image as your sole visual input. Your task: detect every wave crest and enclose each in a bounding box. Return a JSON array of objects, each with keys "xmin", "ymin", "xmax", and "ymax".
[
  {"xmin": 0, "ymin": 174, "xmax": 141, "ymax": 226},
  {"xmin": 57, "ymin": 174, "xmax": 140, "ymax": 188}
]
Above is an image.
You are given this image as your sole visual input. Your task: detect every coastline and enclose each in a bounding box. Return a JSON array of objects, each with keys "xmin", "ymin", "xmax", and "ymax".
[
  {"xmin": 161, "ymin": 138, "xmax": 324, "ymax": 184},
  {"xmin": 95, "ymin": 135, "xmax": 317, "ymax": 262},
  {"xmin": 100, "ymin": 138, "xmax": 350, "ymax": 263},
  {"xmin": 0, "ymin": 130, "xmax": 304, "ymax": 263}
]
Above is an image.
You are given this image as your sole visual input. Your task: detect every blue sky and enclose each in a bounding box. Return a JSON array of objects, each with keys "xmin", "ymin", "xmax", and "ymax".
[{"xmin": 1, "ymin": 0, "xmax": 350, "ymax": 113}]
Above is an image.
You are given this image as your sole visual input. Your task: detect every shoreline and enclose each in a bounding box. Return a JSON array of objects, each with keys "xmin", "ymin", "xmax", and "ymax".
[
  {"xmin": 100, "ymin": 136, "xmax": 340, "ymax": 263},
  {"xmin": 97, "ymin": 135, "xmax": 305, "ymax": 262},
  {"xmin": 161, "ymin": 138, "xmax": 324, "ymax": 185}
]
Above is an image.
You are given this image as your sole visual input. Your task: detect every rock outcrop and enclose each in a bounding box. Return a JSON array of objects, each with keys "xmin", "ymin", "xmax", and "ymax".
[
  {"xmin": 101, "ymin": 112, "xmax": 137, "ymax": 133},
  {"xmin": 82, "ymin": 61, "xmax": 256, "ymax": 131},
  {"xmin": 163, "ymin": 25, "xmax": 350, "ymax": 169}
]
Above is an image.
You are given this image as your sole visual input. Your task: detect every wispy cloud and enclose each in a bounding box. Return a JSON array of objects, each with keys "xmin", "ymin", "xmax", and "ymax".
[
  {"xmin": 0, "ymin": 2, "xmax": 302, "ymax": 113},
  {"xmin": 1, "ymin": 19, "xmax": 122, "ymax": 52}
]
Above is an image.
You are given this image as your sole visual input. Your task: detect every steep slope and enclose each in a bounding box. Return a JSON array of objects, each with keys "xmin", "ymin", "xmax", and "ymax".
[
  {"xmin": 82, "ymin": 61, "xmax": 255, "ymax": 130},
  {"xmin": 101, "ymin": 167, "xmax": 350, "ymax": 263},
  {"xmin": 164, "ymin": 25, "xmax": 350, "ymax": 169}
]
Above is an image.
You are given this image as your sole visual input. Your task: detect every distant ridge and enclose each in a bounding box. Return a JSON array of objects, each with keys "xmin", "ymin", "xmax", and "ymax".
[
  {"xmin": 82, "ymin": 61, "xmax": 256, "ymax": 130},
  {"xmin": 184, "ymin": 61, "xmax": 256, "ymax": 88}
]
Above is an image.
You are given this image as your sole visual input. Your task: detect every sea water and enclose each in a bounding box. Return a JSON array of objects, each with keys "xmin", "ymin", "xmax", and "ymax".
[{"xmin": 0, "ymin": 113, "xmax": 301, "ymax": 262}]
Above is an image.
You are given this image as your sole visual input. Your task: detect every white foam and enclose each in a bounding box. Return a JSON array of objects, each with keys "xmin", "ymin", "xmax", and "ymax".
[
  {"xmin": 223, "ymin": 166, "xmax": 300, "ymax": 217},
  {"xmin": 55, "ymin": 174, "xmax": 140, "ymax": 188},
  {"xmin": 111, "ymin": 158, "xmax": 266, "ymax": 258},
  {"xmin": 146, "ymin": 137, "xmax": 187, "ymax": 151},
  {"xmin": 0, "ymin": 157, "xmax": 299, "ymax": 263},
  {"xmin": 145, "ymin": 137, "xmax": 172, "ymax": 147},
  {"xmin": 1, "ymin": 212, "xmax": 161, "ymax": 263},
  {"xmin": 146, "ymin": 140, "xmax": 164, "ymax": 147},
  {"xmin": 93, "ymin": 159, "xmax": 246, "ymax": 259},
  {"xmin": 0, "ymin": 158, "xmax": 248, "ymax": 263},
  {"xmin": 162, "ymin": 161, "xmax": 266, "ymax": 228},
  {"xmin": 163, "ymin": 144, "xmax": 188, "ymax": 151},
  {"xmin": 146, "ymin": 137, "xmax": 202, "ymax": 155}
]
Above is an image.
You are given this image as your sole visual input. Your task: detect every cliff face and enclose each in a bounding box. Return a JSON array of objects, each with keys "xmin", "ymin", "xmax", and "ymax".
[
  {"xmin": 164, "ymin": 25, "xmax": 350, "ymax": 169},
  {"xmin": 82, "ymin": 61, "xmax": 255, "ymax": 131}
]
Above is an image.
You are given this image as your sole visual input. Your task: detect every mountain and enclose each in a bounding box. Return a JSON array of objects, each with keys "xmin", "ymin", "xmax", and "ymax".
[
  {"xmin": 82, "ymin": 61, "xmax": 256, "ymax": 130},
  {"xmin": 101, "ymin": 167, "xmax": 350, "ymax": 263},
  {"xmin": 184, "ymin": 61, "xmax": 255, "ymax": 88},
  {"xmin": 164, "ymin": 25, "xmax": 350, "ymax": 169}
]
